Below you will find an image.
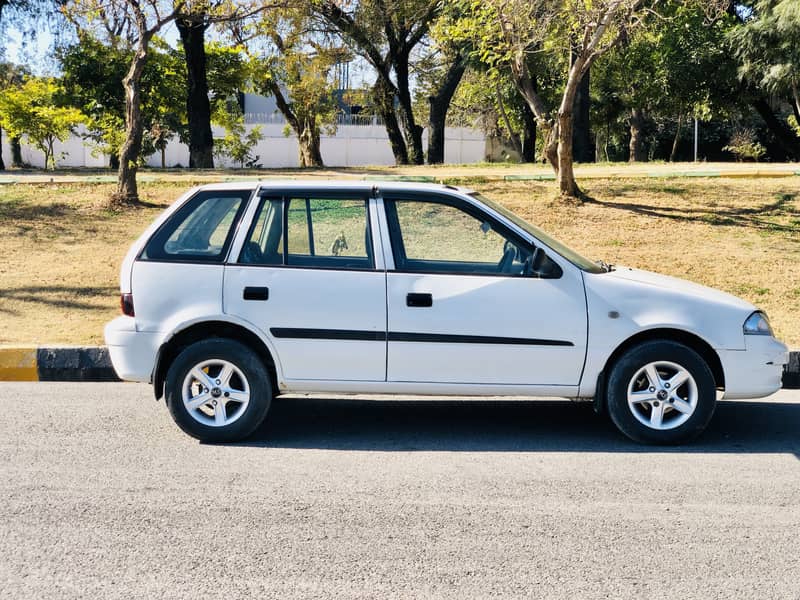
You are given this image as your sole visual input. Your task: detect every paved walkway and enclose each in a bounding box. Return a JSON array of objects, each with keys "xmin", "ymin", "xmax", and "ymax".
[{"xmin": 1, "ymin": 162, "xmax": 798, "ymax": 185}]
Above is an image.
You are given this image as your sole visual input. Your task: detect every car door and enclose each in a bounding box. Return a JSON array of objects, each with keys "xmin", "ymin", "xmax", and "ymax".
[
  {"xmin": 223, "ymin": 190, "xmax": 387, "ymax": 382},
  {"xmin": 381, "ymin": 191, "xmax": 587, "ymax": 387}
]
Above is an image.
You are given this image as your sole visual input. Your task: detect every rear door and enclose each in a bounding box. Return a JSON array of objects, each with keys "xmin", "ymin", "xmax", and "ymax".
[
  {"xmin": 382, "ymin": 192, "xmax": 587, "ymax": 387},
  {"xmin": 224, "ymin": 190, "xmax": 387, "ymax": 382}
]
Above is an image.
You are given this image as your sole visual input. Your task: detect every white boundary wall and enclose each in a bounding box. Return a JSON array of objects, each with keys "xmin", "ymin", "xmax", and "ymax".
[{"xmin": 0, "ymin": 124, "xmax": 486, "ymax": 169}]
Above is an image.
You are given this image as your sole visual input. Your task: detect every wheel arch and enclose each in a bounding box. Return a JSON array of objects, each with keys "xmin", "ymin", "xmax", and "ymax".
[
  {"xmin": 153, "ymin": 320, "xmax": 278, "ymax": 400},
  {"xmin": 595, "ymin": 328, "xmax": 725, "ymax": 412}
]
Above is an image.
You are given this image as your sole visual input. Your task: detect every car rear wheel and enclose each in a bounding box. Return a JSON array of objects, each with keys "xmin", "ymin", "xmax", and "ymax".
[
  {"xmin": 165, "ymin": 338, "xmax": 272, "ymax": 442},
  {"xmin": 606, "ymin": 340, "xmax": 716, "ymax": 444}
]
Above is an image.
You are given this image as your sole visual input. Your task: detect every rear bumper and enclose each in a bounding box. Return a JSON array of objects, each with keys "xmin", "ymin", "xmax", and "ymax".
[
  {"xmin": 104, "ymin": 316, "xmax": 160, "ymax": 383},
  {"xmin": 720, "ymin": 336, "xmax": 789, "ymax": 399}
]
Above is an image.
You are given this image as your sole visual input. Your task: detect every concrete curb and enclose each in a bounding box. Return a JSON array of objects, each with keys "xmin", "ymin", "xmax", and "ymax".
[
  {"xmin": 0, "ymin": 346, "xmax": 798, "ymax": 388},
  {"xmin": 0, "ymin": 347, "xmax": 119, "ymax": 382}
]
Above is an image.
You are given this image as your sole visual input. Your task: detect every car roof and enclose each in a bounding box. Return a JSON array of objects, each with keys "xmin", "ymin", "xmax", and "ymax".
[{"xmin": 194, "ymin": 179, "xmax": 474, "ymax": 196}]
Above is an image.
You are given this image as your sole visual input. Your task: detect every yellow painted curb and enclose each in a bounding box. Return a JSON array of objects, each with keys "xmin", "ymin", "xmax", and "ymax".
[{"xmin": 0, "ymin": 348, "xmax": 39, "ymax": 381}]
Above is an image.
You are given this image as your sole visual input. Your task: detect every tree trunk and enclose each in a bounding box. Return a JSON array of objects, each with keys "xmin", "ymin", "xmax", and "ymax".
[
  {"xmin": 670, "ymin": 114, "xmax": 683, "ymax": 162},
  {"xmin": 512, "ymin": 59, "xmax": 558, "ymax": 170},
  {"xmin": 11, "ymin": 135, "xmax": 22, "ymax": 167},
  {"xmin": 177, "ymin": 17, "xmax": 214, "ymax": 169},
  {"xmin": 554, "ymin": 50, "xmax": 588, "ymax": 197},
  {"xmin": 521, "ymin": 102, "xmax": 537, "ymax": 163},
  {"xmin": 298, "ymin": 121, "xmax": 324, "ymax": 167},
  {"xmin": 557, "ymin": 109, "xmax": 580, "ymax": 197},
  {"xmin": 373, "ymin": 77, "xmax": 409, "ymax": 165},
  {"xmin": 426, "ymin": 53, "xmax": 467, "ymax": 164},
  {"xmin": 0, "ymin": 128, "xmax": 4, "ymax": 170},
  {"xmin": 571, "ymin": 58, "xmax": 592, "ymax": 163},
  {"xmin": 109, "ymin": 153, "xmax": 120, "ymax": 169},
  {"xmin": 161, "ymin": 146, "xmax": 166, "ymax": 169},
  {"xmin": 751, "ymin": 97, "xmax": 800, "ymax": 160},
  {"xmin": 495, "ymin": 86, "xmax": 523, "ymax": 158},
  {"xmin": 629, "ymin": 108, "xmax": 647, "ymax": 162},
  {"xmin": 393, "ymin": 53, "xmax": 424, "ymax": 165},
  {"xmin": 115, "ymin": 41, "xmax": 151, "ymax": 205}
]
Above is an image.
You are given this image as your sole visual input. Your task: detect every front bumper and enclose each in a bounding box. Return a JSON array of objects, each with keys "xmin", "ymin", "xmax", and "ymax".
[
  {"xmin": 104, "ymin": 316, "xmax": 160, "ymax": 383},
  {"xmin": 720, "ymin": 335, "xmax": 789, "ymax": 400}
]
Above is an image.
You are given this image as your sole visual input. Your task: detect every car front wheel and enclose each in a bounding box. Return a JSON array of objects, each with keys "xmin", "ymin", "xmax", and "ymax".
[
  {"xmin": 606, "ymin": 340, "xmax": 717, "ymax": 444},
  {"xmin": 165, "ymin": 338, "xmax": 272, "ymax": 442}
]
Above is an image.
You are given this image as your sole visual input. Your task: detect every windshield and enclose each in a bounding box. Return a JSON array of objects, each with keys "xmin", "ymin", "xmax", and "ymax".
[{"xmin": 469, "ymin": 192, "xmax": 605, "ymax": 273}]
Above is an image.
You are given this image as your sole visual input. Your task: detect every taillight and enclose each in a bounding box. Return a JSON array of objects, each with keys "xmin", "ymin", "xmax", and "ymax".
[{"xmin": 120, "ymin": 293, "xmax": 135, "ymax": 317}]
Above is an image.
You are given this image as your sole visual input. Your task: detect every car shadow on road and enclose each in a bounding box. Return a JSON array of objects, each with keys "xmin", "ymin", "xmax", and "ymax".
[{"xmin": 236, "ymin": 397, "xmax": 800, "ymax": 456}]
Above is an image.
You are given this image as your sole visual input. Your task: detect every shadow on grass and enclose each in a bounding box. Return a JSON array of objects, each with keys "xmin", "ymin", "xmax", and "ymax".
[
  {"xmin": 0, "ymin": 286, "xmax": 117, "ymax": 310},
  {"xmin": 231, "ymin": 397, "xmax": 800, "ymax": 457},
  {"xmin": 584, "ymin": 192, "xmax": 799, "ymax": 232}
]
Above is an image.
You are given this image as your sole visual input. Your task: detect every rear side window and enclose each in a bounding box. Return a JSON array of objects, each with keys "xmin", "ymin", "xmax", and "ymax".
[
  {"xmin": 239, "ymin": 196, "xmax": 373, "ymax": 270},
  {"xmin": 142, "ymin": 190, "xmax": 250, "ymax": 262}
]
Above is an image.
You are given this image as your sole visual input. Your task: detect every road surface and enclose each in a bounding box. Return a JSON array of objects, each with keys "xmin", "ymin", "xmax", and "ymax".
[{"xmin": 1, "ymin": 383, "xmax": 799, "ymax": 599}]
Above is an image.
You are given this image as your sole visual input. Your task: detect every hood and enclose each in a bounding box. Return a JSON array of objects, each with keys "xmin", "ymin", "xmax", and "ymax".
[
  {"xmin": 606, "ymin": 266, "xmax": 755, "ymax": 312},
  {"xmin": 583, "ymin": 266, "xmax": 757, "ymax": 351}
]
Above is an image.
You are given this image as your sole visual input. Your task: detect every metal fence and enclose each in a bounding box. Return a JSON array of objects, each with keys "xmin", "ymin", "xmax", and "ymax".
[{"xmin": 243, "ymin": 112, "xmax": 385, "ymax": 127}]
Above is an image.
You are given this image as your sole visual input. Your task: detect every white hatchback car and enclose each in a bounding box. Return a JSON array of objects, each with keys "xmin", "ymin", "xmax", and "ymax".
[{"xmin": 106, "ymin": 181, "xmax": 788, "ymax": 444}]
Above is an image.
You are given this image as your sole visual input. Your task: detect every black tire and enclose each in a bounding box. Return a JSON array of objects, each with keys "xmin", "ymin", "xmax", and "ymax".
[
  {"xmin": 605, "ymin": 340, "xmax": 716, "ymax": 445},
  {"xmin": 164, "ymin": 338, "xmax": 272, "ymax": 442}
]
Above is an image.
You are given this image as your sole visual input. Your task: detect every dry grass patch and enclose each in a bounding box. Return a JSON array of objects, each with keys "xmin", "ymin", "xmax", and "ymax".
[
  {"xmin": 0, "ymin": 177, "xmax": 798, "ymax": 347},
  {"xmin": 0, "ymin": 183, "xmax": 186, "ymax": 345}
]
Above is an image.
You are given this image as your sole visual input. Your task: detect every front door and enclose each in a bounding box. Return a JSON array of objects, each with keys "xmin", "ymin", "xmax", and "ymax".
[
  {"xmin": 224, "ymin": 192, "xmax": 386, "ymax": 382},
  {"xmin": 382, "ymin": 193, "xmax": 587, "ymax": 387}
]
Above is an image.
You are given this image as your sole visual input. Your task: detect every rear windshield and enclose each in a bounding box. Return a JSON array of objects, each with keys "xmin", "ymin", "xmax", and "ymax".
[{"xmin": 141, "ymin": 190, "xmax": 250, "ymax": 262}]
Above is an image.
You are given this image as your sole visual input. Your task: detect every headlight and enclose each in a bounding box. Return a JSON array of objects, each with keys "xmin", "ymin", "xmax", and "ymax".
[{"xmin": 743, "ymin": 311, "xmax": 773, "ymax": 336}]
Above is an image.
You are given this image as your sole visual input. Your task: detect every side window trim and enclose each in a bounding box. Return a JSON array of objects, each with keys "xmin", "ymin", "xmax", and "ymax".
[{"xmin": 382, "ymin": 192, "xmax": 537, "ymax": 278}]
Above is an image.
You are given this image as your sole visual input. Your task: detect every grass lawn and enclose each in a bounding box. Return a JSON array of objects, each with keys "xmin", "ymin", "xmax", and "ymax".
[{"xmin": 0, "ymin": 174, "xmax": 798, "ymax": 347}]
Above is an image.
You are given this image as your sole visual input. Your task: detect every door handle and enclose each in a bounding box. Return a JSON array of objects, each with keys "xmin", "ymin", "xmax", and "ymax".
[
  {"xmin": 243, "ymin": 286, "xmax": 269, "ymax": 301},
  {"xmin": 406, "ymin": 292, "xmax": 433, "ymax": 307}
]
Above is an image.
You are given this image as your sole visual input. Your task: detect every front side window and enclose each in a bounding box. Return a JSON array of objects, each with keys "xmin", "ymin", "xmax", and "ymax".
[
  {"xmin": 142, "ymin": 190, "xmax": 249, "ymax": 262},
  {"xmin": 385, "ymin": 198, "xmax": 535, "ymax": 276},
  {"xmin": 240, "ymin": 196, "xmax": 373, "ymax": 270}
]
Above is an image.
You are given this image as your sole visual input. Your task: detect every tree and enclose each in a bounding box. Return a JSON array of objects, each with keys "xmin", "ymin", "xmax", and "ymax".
[
  {"xmin": 64, "ymin": 0, "xmax": 271, "ymax": 205},
  {"xmin": 213, "ymin": 103, "xmax": 262, "ymax": 168},
  {"xmin": 0, "ymin": 61, "xmax": 30, "ymax": 169},
  {"xmin": 729, "ymin": 0, "xmax": 800, "ymax": 159},
  {"xmin": 0, "ymin": 77, "xmax": 85, "ymax": 169},
  {"xmin": 424, "ymin": 11, "xmax": 470, "ymax": 164},
  {"xmin": 450, "ymin": 0, "xmax": 727, "ymax": 197},
  {"xmin": 58, "ymin": 34, "xmax": 185, "ymax": 168},
  {"xmin": 313, "ymin": 0, "xmax": 440, "ymax": 165},
  {"xmin": 177, "ymin": 10, "xmax": 213, "ymax": 168},
  {"xmin": 239, "ymin": 7, "xmax": 345, "ymax": 167}
]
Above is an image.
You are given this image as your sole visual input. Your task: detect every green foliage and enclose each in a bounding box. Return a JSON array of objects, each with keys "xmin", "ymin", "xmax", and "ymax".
[
  {"xmin": 58, "ymin": 35, "xmax": 184, "ymax": 162},
  {"xmin": 730, "ymin": 0, "xmax": 800, "ymax": 100},
  {"xmin": 723, "ymin": 128, "xmax": 767, "ymax": 162},
  {"xmin": 213, "ymin": 104, "xmax": 262, "ymax": 169},
  {"xmin": 0, "ymin": 77, "xmax": 85, "ymax": 169},
  {"xmin": 250, "ymin": 9, "xmax": 344, "ymax": 134}
]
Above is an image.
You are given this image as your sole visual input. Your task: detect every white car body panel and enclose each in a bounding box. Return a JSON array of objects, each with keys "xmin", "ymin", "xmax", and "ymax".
[
  {"xmin": 385, "ymin": 272, "xmax": 587, "ymax": 385},
  {"xmin": 105, "ymin": 180, "xmax": 788, "ymax": 406},
  {"xmin": 223, "ymin": 266, "xmax": 387, "ymax": 381}
]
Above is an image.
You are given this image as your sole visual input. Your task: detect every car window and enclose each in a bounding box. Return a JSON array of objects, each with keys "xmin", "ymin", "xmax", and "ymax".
[
  {"xmin": 240, "ymin": 198, "xmax": 284, "ymax": 265},
  {"xmin": 240, "ymin": 196, "xmax": 373, "ymax": 270},
  {"xmin": 142, "ymin": 190, "xmax": 249, "ymax": 262},
  {"xmin": 385, "ymin": 198, "xmax": 533, "ymax": 276}
]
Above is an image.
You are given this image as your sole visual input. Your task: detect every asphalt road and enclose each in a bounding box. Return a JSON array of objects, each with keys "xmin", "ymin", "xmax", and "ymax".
[{"xmin": 2, "ymin": 383, "xmax": 799, "ymax": 599}]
